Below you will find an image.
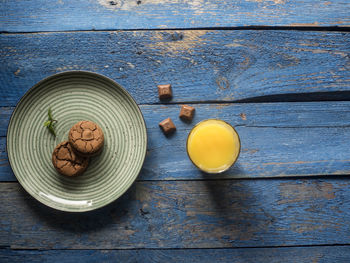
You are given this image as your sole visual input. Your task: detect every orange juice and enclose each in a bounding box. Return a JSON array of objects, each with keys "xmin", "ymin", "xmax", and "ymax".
[{"xmin": 187, "ymin": 119, "xmax": 240, "ymax": 173}]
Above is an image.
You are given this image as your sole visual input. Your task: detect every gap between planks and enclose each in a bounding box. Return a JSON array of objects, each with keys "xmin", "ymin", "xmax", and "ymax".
[
  {"xmin": 4, "ymin": 91, "xmax": 350, "ymax": 108},
  {"xmin": 1, "ymin": 26, "xmax": 350, "ymax": 35},
  {"xmin": 141, "ymin": 93, "xmax": 350, "ymax": 104},
  {"xmin": 0, "ymin": 174, "xmax": 349, "ymax": 183},
  {"xmin": 2, "ymin": 243, "xmax": 350, "ymax": 251}
]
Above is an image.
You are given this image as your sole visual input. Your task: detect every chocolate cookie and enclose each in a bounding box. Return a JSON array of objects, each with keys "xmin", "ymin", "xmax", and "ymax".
[
  {"xmin": 52, "ymin": 141, "xmax": 89, "ymax": 176},
  {"xmin": 68, "ymin": 121, "xmax": 104, "ymax": 156}
]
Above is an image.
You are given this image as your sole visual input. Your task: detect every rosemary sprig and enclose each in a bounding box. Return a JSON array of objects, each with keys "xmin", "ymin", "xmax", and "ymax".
[{"xmin": 44, "ymin": 107, "xmax": 57, "ymax": 137}]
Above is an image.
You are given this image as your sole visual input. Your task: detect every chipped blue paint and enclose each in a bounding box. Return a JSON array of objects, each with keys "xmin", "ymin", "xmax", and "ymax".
[
  {"xmin": 1, "ymin": 2, "xmax": 350, "ymax": 257},
  {"xmin": 1, "ymin": 101, "xmax": 350, "ymax": 181},
  {"xmin": 1, "ymin": 0, "xmax": 349, "ymax": 32},
  {"xmin": 1, "ymin": 246, "xmax": 350, "ymax": 263},
  {"xmin": 0, "ymin": 31, "xmax": 349, "ymax": 106},
  {"xmin": 0, "ymin": 179, "xmax": 349, "ymax": 248}
]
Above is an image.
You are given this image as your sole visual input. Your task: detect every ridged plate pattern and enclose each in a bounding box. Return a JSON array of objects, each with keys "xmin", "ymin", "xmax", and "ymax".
[{"xmin": 7, "ymin": 71, "xmax": 147, "ymax": 212}]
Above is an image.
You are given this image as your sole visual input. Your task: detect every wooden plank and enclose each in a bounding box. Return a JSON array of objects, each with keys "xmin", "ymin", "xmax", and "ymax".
[
  {"xmin": 1, "ymin": 101, "xmax": 350, "ymax": 181},
  {"xmin": 0, "ymin": 179, "xmax": 349, "ymax": 249},
  {"xmin": 1, "ymin": 246, "xmax": 350, "ymax": 263},
  {"xmin": 0, "ymin": 107, "xmax": 11, "ymax": 137},
  {"xmin": 1, "ymin": 0, "xmax": 349, "ymax": 32},
  {"xmin": 1, "ymin": 30, "xmax": 349, "ymax": 106},
  {"xmin": 0, "ymin": 137, "xmax": 12, "ymax": 181}
]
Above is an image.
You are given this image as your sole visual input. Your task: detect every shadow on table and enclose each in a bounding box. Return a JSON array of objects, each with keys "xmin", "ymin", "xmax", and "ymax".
[
  {"xmin": 200, "ymin": 164, "xmax": 248, "ymax": 216},
  {"xmin": 200, "ymin": 163, "xmax": 265, "ymax": 245},
  {"xmin": 17, "ymin": 183, "xmax": 136, "ymax": 234}
]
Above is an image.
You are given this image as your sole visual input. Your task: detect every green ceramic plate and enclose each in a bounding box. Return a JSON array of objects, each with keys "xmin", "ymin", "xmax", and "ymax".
[{"xmin": 7, "ymin": 71, "xmax": 147, "ymax": 212}]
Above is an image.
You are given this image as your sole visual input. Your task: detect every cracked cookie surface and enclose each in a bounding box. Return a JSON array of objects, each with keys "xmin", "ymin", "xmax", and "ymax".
[
  {"xmin": 52, "ymin": 141, "xmax": 89, "ymax": 176},
  {"xmin": 68, "ymin": 121, "xmax": 104, "ymax": 156}
]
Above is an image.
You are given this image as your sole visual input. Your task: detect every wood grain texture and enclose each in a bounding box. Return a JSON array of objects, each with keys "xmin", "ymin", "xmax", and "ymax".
[
  {"xmin": 1, "ymin": 0, "xmax": 350, "ymax": 32},
  {"xmin": 1, "ymin": 246, "xmax": 350, "ymax": 263},
  {"xmin": 1, "ymin": 30, "xmax": 349, "ymax": 106},
  {"xmin": 0, "ymin": 179, "xmax": 349, "ymax": 249},
  {"xmin": 1, "ymin": 102, "xmax": 350, "ymax": 181}
]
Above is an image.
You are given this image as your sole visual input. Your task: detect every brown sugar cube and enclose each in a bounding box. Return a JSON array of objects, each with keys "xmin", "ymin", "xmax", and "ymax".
[
  {"xmin": 157, "ymin": 84, "xmax": 172, "ymax": 100},
  {"xmin": 159, "ymin": 118, "xmax": 176, "ymax": 135},
  {"xmin": 179, "ymin": 105, "xmax": 195, "ymax": 121}
]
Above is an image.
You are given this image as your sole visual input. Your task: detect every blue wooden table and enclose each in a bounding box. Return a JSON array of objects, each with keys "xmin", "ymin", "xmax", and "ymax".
[{"xmin": 1, "ymin": 1, "xmax": 350, "ymax": 262}]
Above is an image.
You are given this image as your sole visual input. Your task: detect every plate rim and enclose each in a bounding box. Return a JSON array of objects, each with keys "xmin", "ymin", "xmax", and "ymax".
[{"xmin": 6, "ymin": 70, "xmax": 148, "ymax": 212}]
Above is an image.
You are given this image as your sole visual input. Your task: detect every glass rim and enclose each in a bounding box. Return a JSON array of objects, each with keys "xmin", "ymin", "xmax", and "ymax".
[{"xmin": 186, "ymin": 118, "xmax": 241, "ymax": 174}]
